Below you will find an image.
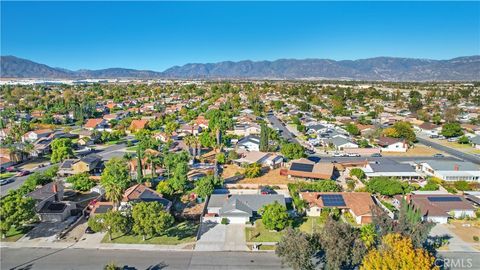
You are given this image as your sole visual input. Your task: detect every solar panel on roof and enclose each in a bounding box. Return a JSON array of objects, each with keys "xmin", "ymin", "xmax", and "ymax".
[
  {"xmin": 290, "ymin": 163, "xmax": 314, "ymax": 172},
  {"xmin": 427, "ymin": 196, "xmax": 462, "ymax": 202},
  {"xmin": 322, "ymin": 194, "xmax": 346, "ymax": 207}
]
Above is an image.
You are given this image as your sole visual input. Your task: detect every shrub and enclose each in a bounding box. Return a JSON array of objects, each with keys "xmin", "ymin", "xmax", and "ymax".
[
  {"xmin": 473, "ymin": 236, "xmax": 479, "ymax": 242},
  {"xmin": 221, "ymin": 218, "xmax": 229, "ymax": 225},
  {"xmin": 350, "ymin": 168, "xmax": 365, "ymax": 180},
  {"xmin": 420, "ymin": 179, "xmax": 439, "ymax": 191},
  {"xmin": 366, "ymin": 177, "xmax": 412, "ymax": 196},
  {"xmin": 454, "ymin": 180, "xmax": 470, "ymax": 191}
]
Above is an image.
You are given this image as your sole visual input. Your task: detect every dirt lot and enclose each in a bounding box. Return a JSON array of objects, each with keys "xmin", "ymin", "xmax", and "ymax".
[
  {"xmin": 222, "ymin": 164, "xmax": 294, "ymax": 185},
  {"xmin": 448, "ymin": 220, "xmax": 480, "ymax": 244},
  {"xmin": 382, "ymin": 144, "xmax": 445, "ymax": 157}
]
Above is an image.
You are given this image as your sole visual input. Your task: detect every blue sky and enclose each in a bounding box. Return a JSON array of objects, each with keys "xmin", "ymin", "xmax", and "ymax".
[{"xmin": 2, "ymin": 1, "xmax": 479, "ymax": 71}]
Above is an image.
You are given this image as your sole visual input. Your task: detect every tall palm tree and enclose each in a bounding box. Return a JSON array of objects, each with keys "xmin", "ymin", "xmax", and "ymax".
[
  {"xmin": 183, "ymin": 135, "xmax": 194, "ymax": 156},
  {"xmin": 104, "ymin": 182, "xmax": 123, "ymax": 210}
]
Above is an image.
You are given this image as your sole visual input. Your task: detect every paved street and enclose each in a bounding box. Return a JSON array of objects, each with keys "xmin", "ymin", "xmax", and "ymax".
[
  {"xmin": 0, "ymin": 164, "xmax": 53, "ymax": 197},
  {"xmin": 266, "ymin": 114, "xmax": 298, "ymax": 143},
  {"xmin": 417, "ymin": 137, "xmax": 480, "ymax": 165},
  {"xmin": 0, "ymin": 142, "xmax": 130, "ymax": 197},
  {"xmin": 308, "ymin": 155, "xmax": 461, "ymax": 164},
  {"xmin": 0, "ymin": 248, "xmax": 285, "ymax": 270}
]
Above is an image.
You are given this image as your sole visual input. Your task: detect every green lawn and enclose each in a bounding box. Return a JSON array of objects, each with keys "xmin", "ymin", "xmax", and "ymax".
[
  {"xmin": 126, "ymin": 146, "xmax": 138, "ymax": 151},
  {"xmin": 101, "ymin": 221, "xmax": 198, "ymax": 245},
  {"xmin": 246, "ymin": 220, "xmax": 284, "ymax": 242},
  {"xmin": 298, "ymin": 217, "xmax": 324, "ymax": 234},
  {"xmin": 3, "ymin": 226, "xmax": 31, "ymax": 242},
  {"xmin": 0, "ymin": 172, "xmax": 15, "ymax": 180}
]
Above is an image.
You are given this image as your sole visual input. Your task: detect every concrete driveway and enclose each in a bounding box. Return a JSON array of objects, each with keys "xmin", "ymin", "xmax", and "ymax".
[
  {"xmin": 429, "ymin": 224, "xmax": 478, "ymax": 252},
  {"xmin": 195, "ymin": 221, "xmax": 247, "ymax": 251}
]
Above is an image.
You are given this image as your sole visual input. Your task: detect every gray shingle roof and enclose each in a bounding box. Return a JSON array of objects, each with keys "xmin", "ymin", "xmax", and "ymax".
[
  {"xmin": 369, "ymin": 163, "xmax": 415, "ymax": 173},
  {"xmin": 209, "ymin": 194, "xmax": 285, "ymax": 217},
  {"xmin": 423, "ymin": 160, "xmax": 479, "ymax": 171}
]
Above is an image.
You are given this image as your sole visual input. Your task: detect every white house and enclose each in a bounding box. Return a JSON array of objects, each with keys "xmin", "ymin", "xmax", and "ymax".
[
  {"xmin": 409, "ymin": 194, "xmax": 476, "ymax": 224},
  {"xmin": 416, "ymin": 160, "xmax": 480, "ymax": 182},
  {"xmin": 22, "ymin": 129, "xmax": 53, "ymax": 143},
  {"xmin": 377, "ymin": 137, "xmax": 408, "ymax": 153},
  {"xmin": 236, "ymin": 135, "xmax": 261, "ymax": 152}
]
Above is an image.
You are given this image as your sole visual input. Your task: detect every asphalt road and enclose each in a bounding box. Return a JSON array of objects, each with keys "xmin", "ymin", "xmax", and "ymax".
[
  {"xmin": 0, "ymin": 143, "xmax": 129, "ymax": 197},
  {"xmin": 0, "ymin": 248, "xmax": 286, "ymax": 270},
  {"xmin": 308, "ymin": 155, "xmax": 462, "ymax": 164},
  {"xmin": 266, "ymin": 114, "xmax": 299, "ymax": 144},
  {"xmin": 417, "ymin": 137, "xmax": 480, "ymax": 165}
]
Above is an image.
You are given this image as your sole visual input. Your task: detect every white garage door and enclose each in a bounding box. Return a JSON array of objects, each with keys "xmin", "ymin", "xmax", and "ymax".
[{"xmin": 227, "ymin": 216, "xmax": 248, "ymax": 224}]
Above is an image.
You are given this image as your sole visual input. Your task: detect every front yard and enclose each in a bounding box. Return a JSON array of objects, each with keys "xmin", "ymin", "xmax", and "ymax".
[
  {"xmin": 2, "ymin": 226, "xmax": 32, "ymax": 242},
  {"xmin": 101, "ymin": 221, "xmax": 198, "ymax": 245},
  {"xmin": 246, "ymin": 217, "xmax": 326, "ymax": 243}
]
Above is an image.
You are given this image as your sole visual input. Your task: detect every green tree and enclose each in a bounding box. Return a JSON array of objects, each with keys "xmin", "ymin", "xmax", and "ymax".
[
  {"xmin": 103, "ymin": 210, "xmax": 130, "ymax": 241},
  {"xmin": 260, "ymin": 201, "xmax": 289, "ymax": 231},
  {"xmin": 259, "ymin": 123, "xmax": 269, "ymax": 152},
  {"xmin": 0, "ymin": 192, "xmax": 36, "ymax": 238},
  {"xmin": 350, "ymin": 168, "xmax": 366, "ymax": 180},
  {"xmin": 383, "ymin": 121, "xmax": 416, "ymax": 143},
  {"xmin": 441, "ymin": 122, "xmax": 464, "ymax": 138},
  {"xmin": 215, "ymin": 152, "xmax": 226, "ymax": 164},
  {"xmin": 50, "ymin": 138, "xmax": 74, "ymax": 163},
  {"xmin": 276, "ymin": 228, "xmax": 316, "ymax": 270},
  {"xmin": 457, "ymin": 135, "xmax": 470, "ymax": 144},
  {"xmin": 346, "ymin": 123, "xmax": 360, "ymax": 136},
  {"xmin": 244, "ymin": 162, "xmax": 262, "ymax": 178},
  {"xmin": 100, "ymin": 158, "xmax": 131, "ymax": 208},
  {"xmin": 169, "ymin": 161, "xmax": 189, "ymax": 193},
  {"xmin": 360, "ymin": 223, "xmax": 377, "ymax": 249},
  {"xmin": 280, "ymin": 142, "xmax": 305, "ymax": 160},
  {"xmin": 194, "ymin": 176, "xmax": 217, "ymax": 198},
  {"xmin": 66, "ymin": 173, "xmax": 96, "ymax": 191},
  {"xmin": 132, "ymin": 201, "xmax": 174, "ymax": 241},
  {"xmin": 366, "ymin": 177, "xmax": 412, "ymax": 196},
  {"xmin": 136, "ymin": 150, "xmax": 143, "ymax": 183}
]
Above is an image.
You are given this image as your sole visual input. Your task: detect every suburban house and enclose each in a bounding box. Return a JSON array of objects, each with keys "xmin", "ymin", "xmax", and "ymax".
[
  {"xmin": 417, "ymin": 122, "xmax": 441, "ymax": 136},
  {"xmin": 231, "ymin": 123, "xmax": 261, "ymax": 137},
  {"xmin": 281, "ymin": 158, "xmax": 335, "ymax": 180},
  {"xmin": 233, "ymin": 151, "xmax": 283, "ymax": 169},
  {"xmin": 129, "ymin": 119, "xmax": 149, "ymax": 133},
  {"xmin": 179, "ymin": 124, "xmax": 202, "ymax": 136},
  {"xmin": 195, "ymin": 115, "xmax": 209, "ymax": 129},
  {"xmin": 57, "ymin": 155, "xmax": 103, "ymax": 176},
  {"xmin": 205, "ymin": 194, "xmax": 286, "ymax": 224},
  {"xmin": 416, "ymin": 160, "xmax": 480, "ymax": 182},
  {"xmin": 407, "ymin": 194, "xmax": 476, "ymax": 224},
  {"xmin": 362, "ymin": 162, "xmax": 422, "ymax": 181},
  {"xmin": 154, "ymin": 131, "xmax": 178, "ymax": 143},
  {"xmin": 328, "ymin": 136, "xmax": 358, "ymax": 151},
  {"xmin": 26, "ymin": 182, "xmax": 76, "ymax": 222},
  {"xmin": 300, "ymin": 192, "xmax": 376, "ymax": 224},
  {"xmin": 84, "ymin": 118, "xmax": 108, "ymax": 131},
  {"xmin": 119, "ymin": 184, "xmax": 172, "ymax": 211},
  {"xmin": 471, "ymin": 135, "xmax": 480, "ymax": 149},
  {"xmin": 22, "ymin": 129, "xmax": 53, "ymax": 143},
  {"xmin": 377, "ymin": 137, "xmax": 408, "ymax": 152},
  {"xmin": 236, "ymin": 135, "xmax": 261, "ymax": 152}
]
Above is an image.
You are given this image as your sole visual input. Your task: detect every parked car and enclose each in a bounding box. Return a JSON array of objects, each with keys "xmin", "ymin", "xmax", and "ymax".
[
  {"xmin": 447, "ymin": 137, "xmax": 458, "ymax": 142},
  {"xmin": 16, "ymin": 170, "xmax": 31, "ymax": 177},
  {"xmin": 0, "ymin": 178, "xmax": 14, "ymax": 185},
  {"xmin": 433, "ymin": 153, "xmax": 445, "ymax": 158},
  {"xmin": 347, "ymin": 153, "xmax": 360, "ymax": 157},
  {"xmin": 332, "ymin": 152, "xmax": 345, "ymax": 157},
  {"xmin": 6, "ymin": 166, "xmax": 17, "ymax": 172},
  {"xmin": 429, "ymin": 135, "xmax": 439, "ymax": 139},
  {"xmin": 371, "ymin": 153, "xmax": 382, "ymax": 157}
]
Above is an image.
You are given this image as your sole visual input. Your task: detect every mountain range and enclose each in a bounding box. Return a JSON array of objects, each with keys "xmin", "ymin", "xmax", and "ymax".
[{"xmin": 1, "ymin": 55, "xmax": 479, "ymax": 81}]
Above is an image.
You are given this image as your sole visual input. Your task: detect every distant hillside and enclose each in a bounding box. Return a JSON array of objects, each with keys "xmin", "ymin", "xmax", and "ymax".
[{"xmin": 1, "ymin": 55, "xmax": 479, "ymax": 81}]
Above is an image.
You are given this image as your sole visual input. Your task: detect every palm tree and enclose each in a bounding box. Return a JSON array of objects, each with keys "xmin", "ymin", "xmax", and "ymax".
[
  {"xmin": 183, "ymin": 135, "xmax": 194, "ymax": 156},
  {"xmin": 104, "ymin": 182, "xmax": 123, "ymax": 210},
  {"xmin": 360, "ymin": 224, "xmax": 377, "ymax": 249}
]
